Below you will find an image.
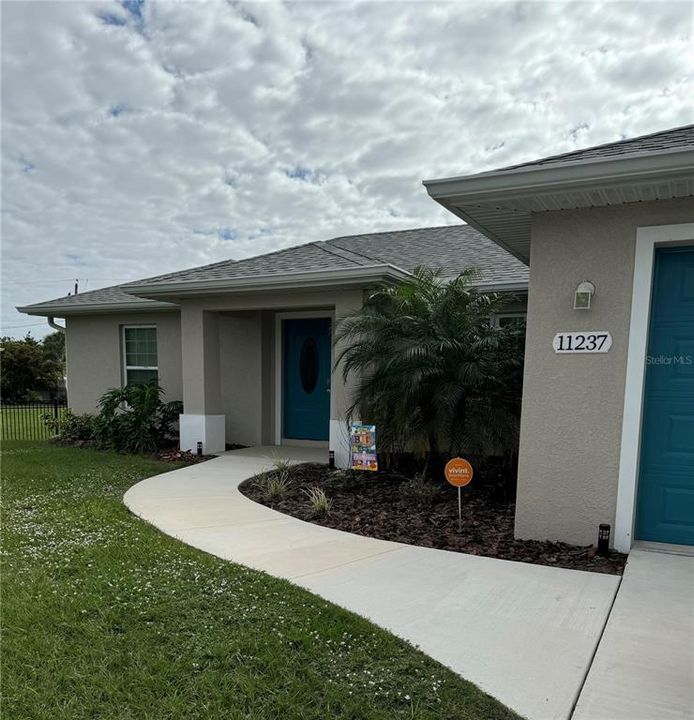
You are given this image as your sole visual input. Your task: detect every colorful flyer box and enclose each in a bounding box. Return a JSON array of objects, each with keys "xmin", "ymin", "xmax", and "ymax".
[{"xmin": 350, "ymin": 423, "xmax": 378, "ymax": 471}]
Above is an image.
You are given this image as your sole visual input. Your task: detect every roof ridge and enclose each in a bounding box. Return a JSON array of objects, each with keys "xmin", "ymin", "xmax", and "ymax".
[
  {"xmin": 312, "ymin": 241, "xmax": 374, "ymax": 266},
  {"xmin": 326, "ymin": 223, "xmax": 464, "ymax": 244},
  {"xmin": 323, "ymin": 239, "xmax": 381, "ymax": 264},
  {"xmin": 121, "ymin": 256, "xmax": 239, "ymax": 287}
]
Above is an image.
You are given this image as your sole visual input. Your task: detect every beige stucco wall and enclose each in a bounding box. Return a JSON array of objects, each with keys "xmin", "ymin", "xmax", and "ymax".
[
  {"xmin": 176, "ymin": 288, "xmax": 364, "ymax": 446},
  {"xmin": 219, "ymin": 312, "xmax": 263, "ymax": 446},
  {"xmin": 65, "ymin": 311, "xmax": 182, "ymax": 413},
  {"xmin": 62, "ymin": 287, "xmax": 365, "ymax": 445},
  {"xmin": 515, "ymin": 197, "xmax": 694, "ymax": 546}
]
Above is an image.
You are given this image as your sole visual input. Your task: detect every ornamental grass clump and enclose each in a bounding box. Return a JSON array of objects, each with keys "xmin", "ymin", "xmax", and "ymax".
[
  {"xmin": 303, "ymin": 486, "xmax": 332, "ymax": 516},
  {"xmin": 272, "ymin": 457, "xmax": 292, "ymax": 482},
  {"xmin": 254, "ymin": 472, "xmax": 291, "ymax": 501},
  {"xmin": 400, "ymin": 474, "xmax": 439, "ymax": 505}
]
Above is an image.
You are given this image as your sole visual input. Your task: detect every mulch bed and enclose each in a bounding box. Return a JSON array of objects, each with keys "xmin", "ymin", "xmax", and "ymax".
[
  {"xmin": 156, "ymin": 449, "xmax": 216, "ymax": 464},
  {"xmin": 239, "ymin": 464, "xmax": 627, "ymax": 575}
]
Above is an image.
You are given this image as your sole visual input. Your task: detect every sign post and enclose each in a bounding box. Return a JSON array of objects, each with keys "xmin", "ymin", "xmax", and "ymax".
[{"xmin": 444, "ymin": 457, "xmax": 474, "ymax": 532}]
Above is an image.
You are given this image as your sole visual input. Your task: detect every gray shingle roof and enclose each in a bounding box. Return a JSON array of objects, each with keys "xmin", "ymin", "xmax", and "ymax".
[
  {"xmin": 499, "ymin": 123, "xmax": 694, "ymax": 172},
  {"xmin": 325, "ymin": 225, "xmax": 527, "ymax": 284},
  {"xmin": 18, "ymin": 284, "xmax": 174, "ymax": 312},
  {"xmin": 124, "ymin": 241, "xmax": 367, "ymax": 286},
  {"xmin": 20, "ymin": 225, "xmax": 527, "ymax": 314},
  {"xmin": 126, "ymin": 225, "xmax": 527, "ymax": 288}
]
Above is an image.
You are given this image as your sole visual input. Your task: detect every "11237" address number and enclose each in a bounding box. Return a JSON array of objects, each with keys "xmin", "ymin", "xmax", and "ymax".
[{"xmin": 553, "ymin": 331, "xmax": 612, "ymax": 353}]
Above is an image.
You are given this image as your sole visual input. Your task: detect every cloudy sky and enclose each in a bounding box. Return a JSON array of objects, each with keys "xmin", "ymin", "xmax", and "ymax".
[{"xmin": 2, "ymin": 0, "xmax": 692, "ymax": 337}]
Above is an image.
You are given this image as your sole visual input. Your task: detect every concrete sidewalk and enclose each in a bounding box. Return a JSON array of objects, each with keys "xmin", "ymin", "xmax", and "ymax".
[
  {"xmin": 125, "ymin": 446, "xmax": 620, "ymax": 720},
  {"xmin": 572, "ymin": 547, "xmax": 694, "ymax": 720}
]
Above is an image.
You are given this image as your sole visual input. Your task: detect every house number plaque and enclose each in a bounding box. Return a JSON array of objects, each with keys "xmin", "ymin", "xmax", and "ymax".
[{"xmin": 553, "ymin": 331, "xmax": 612, "ymax": 354}]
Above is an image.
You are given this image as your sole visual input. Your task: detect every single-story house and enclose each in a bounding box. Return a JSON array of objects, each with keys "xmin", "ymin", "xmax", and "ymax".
[
  {"xmin": 19, "ymin": 225, "xmax": 528, "ymax": 467},
  {"xmin": 425, "ymin": 123, "xmax": 694, "ymax": 552},
  {"xmin": 20, "ymin": 123, "xmax": 693, "ymax": 552}
]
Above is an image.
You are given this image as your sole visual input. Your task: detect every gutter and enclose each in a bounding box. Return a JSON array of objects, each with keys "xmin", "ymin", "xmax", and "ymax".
[
  {"xmin": 474, "ymin": 281, "xmax": 528, "ymax": 293},
  {"xmin": 122, "ymin": 264, "xmax": 412, "ymax": 299},
  {"xmin": 423, "ymin": 148, "xmax": 694, "ymax": 200},
  {"xmin": 17, "ymin": 300, "xmax": 177, "ymax": 318}
]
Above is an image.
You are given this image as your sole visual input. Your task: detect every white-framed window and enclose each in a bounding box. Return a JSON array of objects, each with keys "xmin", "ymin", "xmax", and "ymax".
[
  {"xmin": 493, "ymin": 313, "xmax": 526, "ymax": 330},
  {"xmin": 122, "ymin": 325, "xmax": 158, "ymax": 386}
]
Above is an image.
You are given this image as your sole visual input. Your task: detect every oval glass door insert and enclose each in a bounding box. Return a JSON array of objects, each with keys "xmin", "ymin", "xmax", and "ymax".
[{"xmin": 299, "ymin": 337, "xmax": 319, "ymax": 394}]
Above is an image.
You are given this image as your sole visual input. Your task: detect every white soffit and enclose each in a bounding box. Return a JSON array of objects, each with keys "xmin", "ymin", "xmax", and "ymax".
[{"xmin": 426, "ymin": 149, "xmax": 694, "ymax": 263}]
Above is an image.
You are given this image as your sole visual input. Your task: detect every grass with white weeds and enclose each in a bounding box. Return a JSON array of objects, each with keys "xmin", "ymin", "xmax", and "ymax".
[{"xmin": 1, "ymin": 441, "xmax": 519, "ymax": 720}]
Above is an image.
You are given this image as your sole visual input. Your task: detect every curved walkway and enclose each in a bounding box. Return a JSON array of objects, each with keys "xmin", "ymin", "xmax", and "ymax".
[{"xmin": 125, "ymin": 446, "xmax": 620, "ymax": 720}]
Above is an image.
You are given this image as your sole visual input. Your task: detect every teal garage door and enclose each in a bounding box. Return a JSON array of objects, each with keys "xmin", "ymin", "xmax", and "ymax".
[{"xmin": 636, "ymin": 246, "xmax": 694, "ymax": 545}]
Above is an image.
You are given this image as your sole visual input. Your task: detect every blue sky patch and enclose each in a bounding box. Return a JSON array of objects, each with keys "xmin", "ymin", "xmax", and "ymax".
[
  {"xmin": 97, "ymin": 1, "xmax": 143, "ymax": 27},
  {"xmin": 285, "ymin": 166, "xmax": 319, "ymax": 183},
  {"xmin": 122, "ymin": 0, "xmax": 144, "ymax": 22},
  {"xmin": 17, "ymin": 155, "xmax": 36, "ymax": 173},
  {"xmin": 64, "ymin": 253, "xmax": 84, "ymax": 265},
  {"xmin": 218, "ymin": 228, "xmax": 237, "ymax": 241},
  {"xmin": 96, "ymin": 10, "xmax": 127, "ymax": 26}
]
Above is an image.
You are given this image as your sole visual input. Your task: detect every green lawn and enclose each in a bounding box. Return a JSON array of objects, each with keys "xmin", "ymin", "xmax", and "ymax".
[
  {"xmin": 1, "ymin": 441, "xmax": 519, "ymax": 720},
  {"xmin": 0, "ymin": 406, "xmax": 66, "ymax": 441}
]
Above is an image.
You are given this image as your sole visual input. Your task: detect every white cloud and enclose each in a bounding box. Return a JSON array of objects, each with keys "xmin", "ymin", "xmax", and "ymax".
[{"xmin": 2, "ymin": 0, "xmax": 692, "ymax": 336}]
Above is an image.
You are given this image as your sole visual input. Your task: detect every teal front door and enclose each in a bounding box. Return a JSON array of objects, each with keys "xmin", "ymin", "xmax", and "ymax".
[
  {"xmin": 636, "ymin": 246, "xmax": 694, "ymax": 545},
  {"xmin": 283, "ymin": 318, "xmax": 331, "ymax": 441}
]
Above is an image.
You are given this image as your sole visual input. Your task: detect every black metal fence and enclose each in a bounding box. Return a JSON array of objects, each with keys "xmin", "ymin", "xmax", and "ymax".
[{"xmin": 0, "ymin": 400, "xmax": 68, "ymax": 441}]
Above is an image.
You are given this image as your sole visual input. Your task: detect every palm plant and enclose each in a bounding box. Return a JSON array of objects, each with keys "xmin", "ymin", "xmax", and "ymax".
[{"xmin": 336, "ymin": 267, "xmax": 524, "ymax": 476}]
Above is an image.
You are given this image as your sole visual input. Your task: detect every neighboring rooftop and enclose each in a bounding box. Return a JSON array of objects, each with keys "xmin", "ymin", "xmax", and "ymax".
[
  {"xmin": 19, "ymin": 224, "xmax": 528, "ymax": 315},
  {"xmin": 425, "ymin": 123, "xmax": 694, "ymax": 262}
]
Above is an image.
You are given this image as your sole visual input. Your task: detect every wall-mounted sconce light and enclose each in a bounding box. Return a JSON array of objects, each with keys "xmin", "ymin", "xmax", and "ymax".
[{"xmin": 574, "ymin": 280, "xmax": 595, "ymax": 310}]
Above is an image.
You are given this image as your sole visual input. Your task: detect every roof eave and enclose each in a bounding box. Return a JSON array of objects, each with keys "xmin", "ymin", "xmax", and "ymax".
[
  {"xmin": 423, "ymin": 148, "xmax": 694, "ymax": 198},
  {"xmin": 123, "ymin": 264, "xmax": 412, "ymax": 299},
  {"xmin": 434, "ymin": 199, "xmax": 531, "ymax": 265},
  {"xmin": 473, "ymin": 280, "xmax": 528, "ymax": 293},
  {"xmin": 424, "ymin": 149, "xmax": 694, "ymax": 263},
  {"xmin": 18, "ymin": 300, "xmax": 177, "ymax": 317}
]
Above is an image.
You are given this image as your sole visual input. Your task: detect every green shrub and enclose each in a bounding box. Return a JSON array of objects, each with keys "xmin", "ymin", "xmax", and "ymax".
[
  {"xmin": 93, "ymin": 383, "xmax": 183, "ymax": 454},
  {"xmin": 336, "ymin": 267, "xmax": 524, "ymax": 482},
  {"xmin": 43, "ymin": 409, "xmax": 96, "ymax": 444},
  {"xmin": 303, "ymin": 486, "xmax": 332, "ymax": 515}
]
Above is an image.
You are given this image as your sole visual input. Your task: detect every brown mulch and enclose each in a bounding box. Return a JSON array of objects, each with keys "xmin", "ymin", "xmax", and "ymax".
[
  {"xmin": 239, "ymin": 463, "xmax": 627, "ymax": 575},
  {"xmin": 156, "ymin": 449, "xmax": 215, "ymax": 464}
]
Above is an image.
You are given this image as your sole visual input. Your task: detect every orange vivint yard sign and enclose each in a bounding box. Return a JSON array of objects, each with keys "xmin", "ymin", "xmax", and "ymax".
[{"xmin": 445, "ymin": 458, "xmax": 473, "ymax": 487}]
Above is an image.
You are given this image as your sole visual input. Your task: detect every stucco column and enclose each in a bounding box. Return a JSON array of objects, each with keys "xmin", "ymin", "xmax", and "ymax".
[
  {"xmin": 330, "ymin": 290, "xmax": 363, "ymax": 468},
  {"xmin": 179, "ymin": 306, "xmax": 225, "ymax": 453}
]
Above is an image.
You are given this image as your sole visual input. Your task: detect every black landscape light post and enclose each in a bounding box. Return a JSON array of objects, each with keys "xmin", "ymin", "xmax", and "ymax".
[{"xmin": 597, "ymin": 523, "xmax": 611, "ymax": 556}]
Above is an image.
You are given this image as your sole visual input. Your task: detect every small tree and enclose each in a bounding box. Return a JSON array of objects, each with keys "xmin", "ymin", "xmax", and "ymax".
[
  {"xmin": 336, "ymin": 267, "xmax": 524, "ymax": 476},
  {"xmin": 42, "ymin": 331, "xmax": 66, "ymax": 365},
  {"xmin": 0, "ymin": 335, "xmax": 63, "ymax": 403}
]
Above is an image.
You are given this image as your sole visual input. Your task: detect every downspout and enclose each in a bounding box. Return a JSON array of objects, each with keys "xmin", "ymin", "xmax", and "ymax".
[
  {"xmin": 47, "ymin": 317, "xmax": 67, "ymax": 397},
  {"xmin": 48, "ymin": 317, "xmax": 65, "ymax": 332}
]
